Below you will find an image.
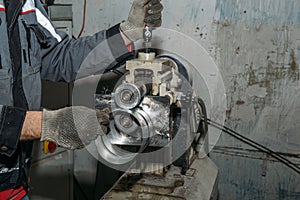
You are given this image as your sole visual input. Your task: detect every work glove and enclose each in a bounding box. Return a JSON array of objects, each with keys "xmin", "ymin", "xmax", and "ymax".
[
  {"xmin": 120, "ymin": 0, "xmax": 163, "ymax": 42},
  {"xmin": 41, "ymin": 106, "xmax": 110, "ymax": 150}
]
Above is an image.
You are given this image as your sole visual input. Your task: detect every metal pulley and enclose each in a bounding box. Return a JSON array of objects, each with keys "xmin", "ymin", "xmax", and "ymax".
[{"xmin": 113, "ymin": 83, "xmax": 147, "ymax": 109}]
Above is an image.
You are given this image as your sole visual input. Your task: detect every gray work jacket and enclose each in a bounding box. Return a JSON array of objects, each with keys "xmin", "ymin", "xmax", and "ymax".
[{"xmin": 0, "ymin": 0, "xmax": 132, "ymax": 158}]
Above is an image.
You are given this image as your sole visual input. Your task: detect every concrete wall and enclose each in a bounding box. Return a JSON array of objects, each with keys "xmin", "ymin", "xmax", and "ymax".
[
  {"xmin": 211, "ymin": 1, "xmax": 300, "ymax": 199},
  {"xmin": 72, "ymin": 0, "xmax": 300, "ymax": 199}
]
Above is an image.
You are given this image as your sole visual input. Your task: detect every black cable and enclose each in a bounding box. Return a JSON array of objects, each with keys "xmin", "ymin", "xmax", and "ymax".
[
  {"xmin": 206, "ymin": 118, "xmax": 300, "ymax": 175},
  {"xmin": 197, "ymin": 98, "xmax": 208, "ymax": 135},
  {"xmin": 208, "ymin": 119, "xmax": 300, "ymax": 170},
  {"xmin": 208, "ymin": 119, "xmax": 300, "ymax": 174}
]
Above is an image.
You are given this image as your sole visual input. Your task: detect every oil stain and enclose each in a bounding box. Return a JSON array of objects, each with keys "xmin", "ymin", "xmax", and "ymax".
[{"xmin": 236, "ymin": 100, "xmax": 246, "ymax": 105}]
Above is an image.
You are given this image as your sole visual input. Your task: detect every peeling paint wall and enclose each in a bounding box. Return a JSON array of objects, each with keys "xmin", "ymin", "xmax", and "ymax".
[
  {"xmin": 72, "ymin": 0, "xmax": 300, "ymax": 199},
  {"xmin": 211, "ymin": 1, "xmax": 300, "ymax": 199}
]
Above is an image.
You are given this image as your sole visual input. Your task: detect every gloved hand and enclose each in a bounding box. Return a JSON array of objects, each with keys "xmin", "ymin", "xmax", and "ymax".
[
  {"xmin": 41, "ymin": 106, "xmax": 109, "ymax": 150},
  {"xmin": 120, "ymin": 0, "xmax": 163, "ymax": 42}
]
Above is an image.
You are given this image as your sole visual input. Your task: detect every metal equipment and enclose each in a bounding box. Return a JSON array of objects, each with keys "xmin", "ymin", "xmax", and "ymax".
[
  {"xmin": 95, "ymin": 51, "xmax": 208, "ymax": 174},
  {"xmin": 91, "ymin": 27, "xmax": 218, "ymax": 200},
  {"xmin": 143, "ymin": 26, "xmax": 152, "ymax": 53},
  {"xmin": 94, "ymin": 50, "xmax": 217, "ymax": 199}
]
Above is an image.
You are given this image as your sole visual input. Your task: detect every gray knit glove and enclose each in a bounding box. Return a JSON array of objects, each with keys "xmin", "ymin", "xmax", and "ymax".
[
  {"xmin": 41, "ymin": 106, "xmax": 109, "ymax": 150},
  {"xmin": 120, "ymin": 0, "xmax": 163, "ymax": 42}
]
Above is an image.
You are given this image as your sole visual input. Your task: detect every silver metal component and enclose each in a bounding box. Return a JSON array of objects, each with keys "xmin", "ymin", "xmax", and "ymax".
[
  {"xmin": 144, "ymin": 26, "xmax": 152, "ymax": 39},
  {"xmin": 114, "ymin": 112, "xmax": 139, "ymax": 136},
  {"xmin": 143, "ymin": 26, "xmax": 152, "ymax": 53},
  {"xmin": 125, "ymin": 55, "xmax": 183, "ymax": 97},
  {"xmin": 113, "ymin": 83, "xmax": 146, "ymax": 109},
  {"xmin": 94, "ymin": 52, "xmax": 208, "ymax": 176},
  {"xmin": 95, "ymin": 130, "xmax": 139, "ymax": 165},
  {"xmin": 119, "ymin": 114, "xmax": 132, "ymax": 128},
  {"xmin": 111, "ymin": 96, "xmax": 169, "ymax": 144},
  {"xmin": 94, "ymin": 108, "xmax": 153, "ymax": 165},
  {"xmin": 138, "ymin": 52, "xmax": 156, "ymax": 61},
  {"xmin": 110, "ymin": 109, "xmax": 152, "ymax": 141},
  {"xmin": 140, "ymin": 97, "xmax": 170, "ymax": 135}
]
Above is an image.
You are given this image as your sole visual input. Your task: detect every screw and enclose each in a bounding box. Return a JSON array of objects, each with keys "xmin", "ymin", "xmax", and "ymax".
[
  {"xmin": 119, "ymin": 114, "xmax": 133, "ymax": 128},
  {"xmin": 121, "ymin": 90, "xmax": 133, "ymax": 103}
]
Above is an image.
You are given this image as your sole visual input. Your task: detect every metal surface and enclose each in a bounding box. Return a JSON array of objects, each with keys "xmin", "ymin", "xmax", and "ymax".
[
  {"xmin": 97, "ymin": 96, "xmax": 170, "ymax": 147},
  {"xmin": 125, "ymin": 52, "xmax": 183, "ymax": 98},
  {"xmin": 94, "ymin": 95, "xmax": 171, "ymax": 167},
  {"xmin": 113, "ymin": 83, "xmax": 146, "ymax": 109},
  {"xmin": 89, "ymin": 51, "xmax": 211, "ymax": 197},
  {"xmin": 94, "ymin": 51, "xmax": 205, "ymax": 175},
  {"xmin": 143, "ymin": 26, "xmax": 152, "ymax": 53}
]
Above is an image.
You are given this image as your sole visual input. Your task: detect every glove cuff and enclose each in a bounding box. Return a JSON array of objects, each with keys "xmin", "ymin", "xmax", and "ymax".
[{"xmin": 40, "ymin": 109, "xmax": 59, "ymax": 143}]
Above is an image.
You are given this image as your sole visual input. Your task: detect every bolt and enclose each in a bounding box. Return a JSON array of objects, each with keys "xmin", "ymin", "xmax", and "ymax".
[
  {"xmin": 120, "ymin": 114, "xmax": 133, "ymax": 128},
  {"xmin": 121, "ymin": 90, "xmax": 133, "ymax": 103}
]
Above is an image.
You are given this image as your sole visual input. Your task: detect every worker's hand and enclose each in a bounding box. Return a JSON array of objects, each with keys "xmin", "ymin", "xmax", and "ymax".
[
  {"xmin": 41, "ymin": 106, "xmax": 109, "ymax": 150},
  {"xmin": 120, "ymin": 0, "xmax": 163, "ymax": 42}
]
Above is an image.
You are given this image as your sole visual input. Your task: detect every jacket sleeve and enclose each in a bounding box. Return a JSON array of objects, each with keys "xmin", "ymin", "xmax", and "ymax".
[
  {"xmin": 0, "ymin": 105, "xmax": 26, "ymax": 157},
  {"xmin": 35, "ymin": 1, "xmax": 134, "ymax": 82}
]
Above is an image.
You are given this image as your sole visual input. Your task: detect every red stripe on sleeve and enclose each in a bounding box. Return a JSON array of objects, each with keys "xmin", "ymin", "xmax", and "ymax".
[{"xmin": 19, "ymin": 9, "xmax": 36, "ymax": 15}]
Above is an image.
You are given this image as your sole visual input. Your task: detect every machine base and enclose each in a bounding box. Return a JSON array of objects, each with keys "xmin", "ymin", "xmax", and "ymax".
[{"xmin": 102, "ymin": 156, "xmax": 218, "ymax": 200}]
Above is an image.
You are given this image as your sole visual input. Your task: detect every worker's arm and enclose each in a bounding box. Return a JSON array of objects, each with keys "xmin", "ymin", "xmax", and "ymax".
[
  {"xmin": 35, "ymin": 0, "xmax": 162, "ymax": 82},
  {"xmin": 20, "ymin": 111, "xmax": 42, "ymax": 141},
  {"xmin": 0, "ymin": 106, "xmax": 107, "ymax": 155},
  {"xmin": 20, "ymin": 107, "xmax": 109, "ymax": 150},
  {"xmin": 39, "ymin": 23, "xmax": 134, "ymax": 82}
]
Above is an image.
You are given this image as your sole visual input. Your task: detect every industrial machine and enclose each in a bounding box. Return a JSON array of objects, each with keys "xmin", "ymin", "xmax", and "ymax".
[
  {"xmin": 29, "ymin": 2, "xmax": 219, "ymax": 199},
  {"xmin": 95, "ymin": 50, "xmax": 207, "ymax": 173},
  {"xmin": 90, "ymin": 28, "xmax": 218, "ymax": 199}
]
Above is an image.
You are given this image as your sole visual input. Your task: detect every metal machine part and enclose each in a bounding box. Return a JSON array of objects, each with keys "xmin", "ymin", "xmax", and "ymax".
[
  {"xmin": 95, "ymin": 51, "xmax": 208, "ymax": 173},
  {"xmin": 143, "ymin": 26, "xmax": 152, "ymax": 53},
  {"xmin": 125, "ymin": 52, "xmax": 184, "ymax": 100},
  {"xmin": 113, "ymin": 83, "xmax": 147, "ymax": 109},
  {"xmin": 106, "ymin": 96, "xmax": 170, "ymax": 146}
]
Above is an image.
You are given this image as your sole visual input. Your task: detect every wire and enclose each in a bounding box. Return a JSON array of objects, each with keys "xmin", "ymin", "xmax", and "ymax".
[
  {"xmin": 77, "ymin": 0, "xmax": 87, "ymax": 38},
  {"xmin": 206, "ymin": 118, "xmax": 300, "ymax": 175}
]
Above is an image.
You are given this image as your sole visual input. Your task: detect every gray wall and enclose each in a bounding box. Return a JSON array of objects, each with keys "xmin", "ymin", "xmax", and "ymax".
[{"xmin": 72, "ymin": 0, "xmax": 300, "ymax": 199}]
